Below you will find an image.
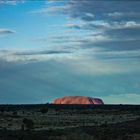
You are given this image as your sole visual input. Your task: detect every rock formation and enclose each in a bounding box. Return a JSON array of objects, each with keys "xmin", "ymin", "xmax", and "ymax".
[{"xmin": 53, "ymin": 96, "xmax": 104, "ymax": 105}]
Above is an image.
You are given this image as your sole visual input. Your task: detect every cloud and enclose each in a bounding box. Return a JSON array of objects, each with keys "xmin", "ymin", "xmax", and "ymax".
[
  {"xmin": 36, "ymin": 0, "xmax": 140, "ymax": 52},
  {"xmin": 41, "ymin": 1, "xmax": 140, "ymax": 22},
  {"xmin": 15, "ymin": 50, "xmax": 71, "ymax": 55},
  {"xmin": 0, "ymin": 0, "xmax": 24, "ymax": 5},
  {"xmin": 63, "ymin": 22, "xmax": 140, "ymax": 51},
  {"xmin": 31, "ymin": 5, "xmax": 70, "ymax": 15},
  {"xmin": 0, "ymin": 48, "xmax": 140, "ymax": 76},
  {"xmin": 0, "ymin": 28, "xmax": 15, "ymax": 34},
  {"xmin": 94, "ymin": 49, "xmax": 140, "ymax": 60},
  {"xmin": 0, "ymin": 49, "xmax": 74, "ymax": 62},
  {"xmin": 108, "ymin": 12, "xmax": 140, "ymax": 21},
  {"xmin": 68, "ymin": 21, "xmax": 140, "ymax": 30}
]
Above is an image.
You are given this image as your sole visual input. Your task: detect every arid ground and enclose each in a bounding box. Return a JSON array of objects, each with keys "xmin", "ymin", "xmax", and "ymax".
[{"xmin": 0, "ymin": 104, "xmax": 140, "ymax": 140}]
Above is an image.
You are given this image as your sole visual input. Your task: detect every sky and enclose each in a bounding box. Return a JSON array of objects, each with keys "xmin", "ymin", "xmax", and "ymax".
[{"xmin": 0, "ymin": 0, "xmax": 140, "ymax": 104}]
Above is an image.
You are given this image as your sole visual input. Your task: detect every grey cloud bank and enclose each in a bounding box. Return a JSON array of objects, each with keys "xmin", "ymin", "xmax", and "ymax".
[{"xmin": 40, "ymin": 0, "xmax": 140, "ymax": 52}]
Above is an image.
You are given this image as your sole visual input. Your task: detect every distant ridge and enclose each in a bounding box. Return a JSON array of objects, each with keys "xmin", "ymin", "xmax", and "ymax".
[{"xmin": 53, "ymin": 96, "xmax": 104, "ymax": 105}]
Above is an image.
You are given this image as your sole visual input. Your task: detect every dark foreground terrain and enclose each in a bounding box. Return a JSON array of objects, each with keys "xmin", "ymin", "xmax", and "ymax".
[{"xmin": 0, "ymin": 104, "xmax": 140, "ymax": 140}]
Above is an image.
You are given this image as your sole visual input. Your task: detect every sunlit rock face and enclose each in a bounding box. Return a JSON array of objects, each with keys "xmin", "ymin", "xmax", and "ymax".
[{"xmin": 53, "ymin": 96, "xmax": 104, "ymax": 105}]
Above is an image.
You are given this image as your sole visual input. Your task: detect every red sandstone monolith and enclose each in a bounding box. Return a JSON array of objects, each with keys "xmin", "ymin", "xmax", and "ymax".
[{"xmin": 53, "ymin": 96, "xmax": 104, "ymax": 104}]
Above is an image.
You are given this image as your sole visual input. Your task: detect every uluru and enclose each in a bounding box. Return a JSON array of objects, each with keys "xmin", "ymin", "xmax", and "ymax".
[{"xmin": 53, "ymin": 96, "xmax": 104, "ymax": 105}]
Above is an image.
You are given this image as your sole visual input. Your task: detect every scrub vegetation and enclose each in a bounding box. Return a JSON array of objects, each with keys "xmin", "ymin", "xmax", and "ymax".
[{"xmin": 0, "ymin": 104, "xmax": 140, "ymax": 140}]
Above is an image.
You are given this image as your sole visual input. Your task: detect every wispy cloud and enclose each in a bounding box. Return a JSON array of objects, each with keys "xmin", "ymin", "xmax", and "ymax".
[
  {"xmin": 15, "ymin": 50, "xmax": 71, "ymax": 55},
  {"xmin": 31, "ymin": 5, "xmax": 70, "ymax": 15},
  {"xmin": 0, "ymin": 49, "xmax": 74, "ymax": 63},
  {"xmin": 0, "ymin": 28, "xmax": 16, "ymax": 34},
  {"xmin": 0, "ymin": 48, "xmax": 140, "ymax": 76},
  {"xmin": 0, "ymin": 0, "xmax": 24, "ymax": 5}
]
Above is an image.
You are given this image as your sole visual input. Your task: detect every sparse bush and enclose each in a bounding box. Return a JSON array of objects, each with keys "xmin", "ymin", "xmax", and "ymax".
[
  {"xmin": 0, "ymin": 108, "xmax": 4, "ymax": 113},
  {"xmin": 12, "ymin": 111, "xmax": 17, "ymax": 116},
  {"xmin": 67, "ymin": 132, "xmax": 95, "ymax": 140},
  {"xmin": 23, "ymin": 118, "xmax": 34, "ymax": 130},
  {"xmin": 40, "ymin": 107, "xmax": 48, "ymax": 114}
]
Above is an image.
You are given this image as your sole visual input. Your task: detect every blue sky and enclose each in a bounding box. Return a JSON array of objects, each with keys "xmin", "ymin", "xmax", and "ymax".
[{"xmin": 0, "ymin": 0, "xmax": 140, "ymax": 104}]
